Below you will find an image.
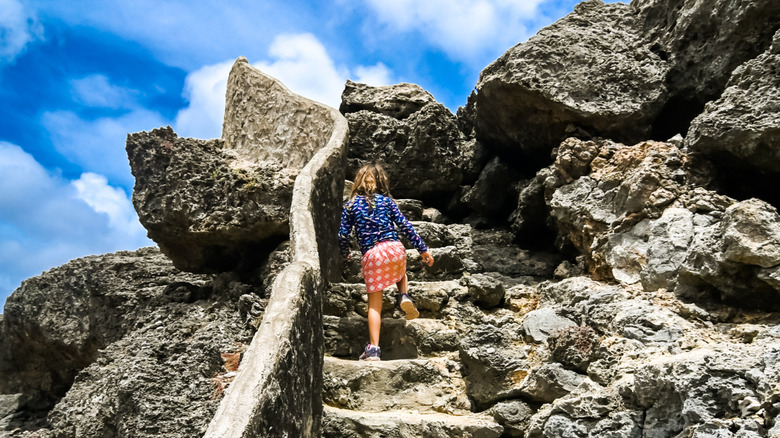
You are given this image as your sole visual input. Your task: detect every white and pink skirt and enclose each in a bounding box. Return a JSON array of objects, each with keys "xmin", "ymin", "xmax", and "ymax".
[{"xmin": 361, "ymin": 240, "xmax": 407, "ymax": 293}]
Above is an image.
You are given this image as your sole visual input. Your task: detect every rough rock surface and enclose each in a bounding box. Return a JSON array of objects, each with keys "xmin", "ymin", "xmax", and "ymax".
[
  {"xmin": 686, "ymin": 29, "xmax": 780, "ymax": 175},
  {"xmin": 127, "ymin": 57, "xmax": 339, "ymax": 273},
  {"xmin": 340, "ymin": 80, "xmax": 484, "ymax": 200},
  {"xmin": 474, "ymin": 0, "xmax": 668, "ymax": 166},
  {"xmin": 127, "ymin": 127, "xmax": 292, "ymax": 273},
  {"xmin": 0, "ymin": 247, "xmax": 265, "ymax": 436},
  {"xmin": 633, "ymin": 0, "xmax": 780, "ymax": 137}
]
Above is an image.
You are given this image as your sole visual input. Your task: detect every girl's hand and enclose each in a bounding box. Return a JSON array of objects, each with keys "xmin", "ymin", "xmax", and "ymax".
[{"xmin": 421, "ymin": 251, "xmax": 434, "ymax": 267}]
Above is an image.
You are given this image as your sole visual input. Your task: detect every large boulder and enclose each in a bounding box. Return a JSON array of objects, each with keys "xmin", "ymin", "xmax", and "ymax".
[
  {"xmin": 340, "ymin": 80, "xmax": 484, "ymax": 200},
  {"xmin": 474, "ymin": 0, "xmax": 668, "ymax": 167},
  {"xmin": 685, "ymin": 29, "xmax": 780, "ymax": 176},
  {"xmin": 633, "ymin": 0, "xmax": 780, "ymax": 138},
  {"xmin": 128, "ymin": 57, "xmax": 343, "ymax": 273}
]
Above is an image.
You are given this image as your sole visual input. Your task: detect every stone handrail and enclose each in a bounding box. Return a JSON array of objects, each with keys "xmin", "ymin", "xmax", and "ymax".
[{"xmin": 204, "ymin": 65, "xmax": 347, "ymax": 437}]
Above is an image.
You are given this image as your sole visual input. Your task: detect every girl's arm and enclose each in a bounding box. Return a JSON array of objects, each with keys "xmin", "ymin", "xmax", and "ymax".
[
  {"xmin": 388, "ymin": 198, "xmax": 428, "ymax": 254},
  {"xmin": 337, "ymin": 204, "xmax": 354, "ymax": 259}
]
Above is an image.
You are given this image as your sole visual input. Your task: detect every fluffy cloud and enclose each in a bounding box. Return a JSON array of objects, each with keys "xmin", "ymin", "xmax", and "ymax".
[
  {"xmin": 0, "ymin": 0, "xmax": 43, "ymax": 63},
  {"xmin": 42, "ymin": 108, "xmax": 168, "ymax": 188},
  {"xmin": 174, "ymin": 33, "xmax": 395, "ymax": 140},
  {"xmin": 0, "ymin": 142, "xmax": 152, "ymax": 308},
  {"xmin": 364, "ymin": 0, "xmax": 546, "ymax": 63},
  {"xmin": 69, "ymin": 74, "xmax": 139, "ymax": 109}
]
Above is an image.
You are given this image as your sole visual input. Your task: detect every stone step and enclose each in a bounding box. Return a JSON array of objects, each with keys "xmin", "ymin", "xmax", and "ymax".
[
  {"xmin": 323, "ymin": 356, "xmax": 471, "ymax": 414},
  {"xmin": 325, "ymin": 280, "xmax": 462, "ymax": 319},
  {"xmin": 321, "ymin": 406, "xmax": 503, "ymax": 438},
  {"xmin": 342, "ymin": 246, "xmax": 469, "ymax": 284},
  {"xmin": 324, "ymin": 315, "xmax": 460, "ymax": 360}
]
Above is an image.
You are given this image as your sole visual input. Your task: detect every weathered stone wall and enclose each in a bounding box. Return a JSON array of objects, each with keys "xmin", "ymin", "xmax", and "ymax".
[{"xmin": 204, "ymin": 67, "xmax": 347, "ymax": 437}]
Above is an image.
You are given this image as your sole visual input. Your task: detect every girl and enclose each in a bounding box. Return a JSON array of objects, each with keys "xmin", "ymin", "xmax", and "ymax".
[{"xmin": 338, "ymin": 164, "xmax": 434, "ymax": 361}]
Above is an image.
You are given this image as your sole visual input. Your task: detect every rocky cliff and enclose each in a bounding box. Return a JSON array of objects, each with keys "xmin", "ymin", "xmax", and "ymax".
[{"xmin": 2, "ymin": 0, "xmax": 780, "ymax": 436}]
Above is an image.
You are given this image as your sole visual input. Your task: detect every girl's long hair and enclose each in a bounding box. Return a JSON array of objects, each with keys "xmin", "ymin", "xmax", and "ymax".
[{"xmin": 349, "ymin": 163, "xmax": 391, "ymax": 209}]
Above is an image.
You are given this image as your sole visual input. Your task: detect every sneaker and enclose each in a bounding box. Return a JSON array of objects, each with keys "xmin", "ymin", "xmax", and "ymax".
[
  {"xmin": 359, "ymin": 343, "xmax": 381, "ymax": 361},
  {"xmin": 399, "ymin": 293, "xmax": 419, "ymax": 320}
]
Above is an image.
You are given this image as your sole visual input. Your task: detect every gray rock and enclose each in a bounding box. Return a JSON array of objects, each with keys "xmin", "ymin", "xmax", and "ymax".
[
  {"xmin": 686, "ymin": 30, "xmax": 780, "ymax": 175},
  {"xmin": 634, "ymin": 0, "xmax": 780, "ymax": 137},
  {"xmin": 522, "ymin": 307, "xmax": 577, "ymax": 343},
  {"xmin": 461, "ymin": 274, "xmax": 506, "ymax": 309},
  {"xmin": 548, "ymin": 326, "xmax": 600, "ymax": 372},
  {"xmin": 519, "ymin": 363, "xmax": 585, "ymax": 404},
  {"xmin": 461, "ymin": 156, "xmax": 519, "ymax": 223},
  {"xmin": 458, "ymin": 323, "xmax": 531, "ymax": 408},
  {"xmin": 722, "ymin": 198, "xmax": 780, "ymax": 268},
  {"xmin": 0, "ymin": 248, "xmax": 214, "ymax": 404},
  {"xmin": 489, "ymin": 399, "xmax": 534, "ymax": 437},
  {"xmin": 340, "ymin": 81, "xmax": 484, "ymax": 199},
  {"xmin": 475, "ymin": 1, "xmax": 668, "ymax": 164}
]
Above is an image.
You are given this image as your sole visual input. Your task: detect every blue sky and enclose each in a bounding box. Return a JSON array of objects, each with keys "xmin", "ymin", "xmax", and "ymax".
[{"xmin": 0, "ymin": 0, "xmax": 623, "ymax": 308}]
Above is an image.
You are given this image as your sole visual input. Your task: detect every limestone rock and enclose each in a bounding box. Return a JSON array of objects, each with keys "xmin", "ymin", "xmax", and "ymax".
[
  {"xmin": 461, "ymin": 274, "xmax": 506, "ymax": 309},
  {"xmin": 548, "ymin": 326, "xmax": 600, "ymax": 372},
  {"xmin": 475, "ymin": 0, "xmax": 668, "ymax": 166},
  {"xmin": 634, "ymin": 0, "xmax": 780, "ymax": 137},
  {"xmin": 489, "ymin": 399, "xmax": 534, "ymax": 437},
  {"xmin": 128, "ymin": 58, "xmax": 341, "ymax": 273},
  {"xmin": 0, "ymin": 247, "xmax": 258, "ymax": 436},
  {"xmin": 518, "ymin": 363, "xmax": 585, "ymax": 404},
  {"xmin": 522, "ymin": 307, "xmax": 577, "ymax": 343},
  {"xmin": 461, "ymin": 156, "xmax": 519, "ymax": 223},
  {"xmin": 340, "ymin": 80, "xmax": 485, "ymax": 200},
  {"xmin": 686, "ymin": 30, "xmax": 780, "ymax": 176},
  {"xmin": 458, "ymin": 323, "xmax": 531, "ymax": 409}
]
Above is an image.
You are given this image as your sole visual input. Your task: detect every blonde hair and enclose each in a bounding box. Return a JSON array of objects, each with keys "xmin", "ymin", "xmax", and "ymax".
[{"xmin": 350, "ymin": 163, "xmax": 391, "ymax": 207}]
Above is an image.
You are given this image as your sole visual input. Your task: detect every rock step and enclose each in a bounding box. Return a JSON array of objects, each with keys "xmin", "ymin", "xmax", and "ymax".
[
  {"xmin": 323, "ymin": 356, "xmax": 471, "ymax": 414},
  {"xmin": 321, "ymin": 406, "xmax": 503, "ymax": 438},
  {"xmin": 342, "ymin": 246, "xmax": 469, "ymax": 283},
  {"xmin": 324, "ymin": 315, "xmax": 460, "ymax": 360},
  {"xmin": 326, "ymin": 280, "xmax": 462, "ymax": 319}
]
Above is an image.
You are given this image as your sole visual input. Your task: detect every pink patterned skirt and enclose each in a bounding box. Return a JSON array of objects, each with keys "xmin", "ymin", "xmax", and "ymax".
[{"xmin": 361, "ymin": 240, "xmax": 407, "ymax": 293}]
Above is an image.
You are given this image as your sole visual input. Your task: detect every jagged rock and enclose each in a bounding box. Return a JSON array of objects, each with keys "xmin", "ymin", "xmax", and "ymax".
[
  {"xmin": 469, "ymin": 228, "xmax": 561, "ymax": 278},
  {"xmin": 686, "ymin": 29, "xmax": 780, "ymax": 168},
  {"xmin": 677, "ymin": 198, "xmax": 780, "ymax": 309},
  {"xmin": 461, "ymin": 156, "xmax": 519, "ymax": 223},
  {"xmin": 519, "ymin": 363, "xmax": 585, "ymax": 404},
  {"xmin": 340, "ymin": 80, "xmax": 485, "ymax": 200},
  {"xmin": 0, "ymin": 247, "xmax": 259, "ymax": 436},
  {"xmin": 395, "ymin": 199, "xmax": 424, "ymax": 221},
  {"xmin": 458, "ymin": 323, "xmax": 532, "ymax": 409},
  {"xmin": 522, "ymin": 307, "xmax": 577, "ymax": 343},
  {"xmin": 0, "ymin": 248, "xmax": 211, "ymax": 403},
  {"xmin": 128, "ymin": 58, "xmax": 340, "ymax": 273},
  {"xmin": 489, "ymin": 399, "xmax": 534, "ymax": 437},
  {"xmin": 461, "ymin": 274, "xmax": 505, "ymax": 309},
  {"xmin": 47, "ymin": 299, "xmax": 251, "ymax": 438},
  {"xmin": 634, "ymin": 0, "xmax": 780, "ymax": 137},
  {"xmin": 127, "ymin": 126, "xmax": 293, "ymax": 273},
  {"xmin": 548, "ymin": 326, "xmax": 600, "ymax": 372},
  {"xmin": 474, "ymin": 0, "xmax": 668, "ymax": 167}
]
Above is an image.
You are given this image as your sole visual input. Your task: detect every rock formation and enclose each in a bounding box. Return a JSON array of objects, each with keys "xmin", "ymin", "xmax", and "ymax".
[
  {"xmin": 3, "ymin": 0, "xmax": 780, "ymax": 436},
  {"xmin": 340, "ymin": 80, "xmax": 484, "ymax": 201},
  {"xmin": 474, "ymin": 0, "xmax": 668, "ymax": 168}
]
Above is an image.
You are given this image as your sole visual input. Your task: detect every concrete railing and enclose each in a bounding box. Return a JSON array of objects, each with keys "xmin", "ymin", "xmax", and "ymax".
[{"xmin": 204, "ymin": 71, "xmax": 347, "ymax": 437}]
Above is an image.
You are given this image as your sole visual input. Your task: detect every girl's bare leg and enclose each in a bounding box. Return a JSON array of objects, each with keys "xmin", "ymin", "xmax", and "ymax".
[
  {"xmin": 396, "ymin": 273, "xmax": 408, "ymax": 295},
  {"xmin": 367, "ymin": 291, "xmax": 383, "ymax": 346}
]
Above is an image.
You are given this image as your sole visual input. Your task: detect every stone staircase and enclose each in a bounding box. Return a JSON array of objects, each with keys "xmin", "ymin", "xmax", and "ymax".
[{"xmin": 320, "ymin": 199, "xmax": 561, "ymax": 437}]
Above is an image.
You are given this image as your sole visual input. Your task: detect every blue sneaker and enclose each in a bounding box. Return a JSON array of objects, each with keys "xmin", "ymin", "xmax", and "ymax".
[
  {"xmin": 399, "ymin": 294, "xmax": 419, "ymax": 320},
  {"xmin": 359, "ymin": 343, "xmax": 381, "ymax": 361}
]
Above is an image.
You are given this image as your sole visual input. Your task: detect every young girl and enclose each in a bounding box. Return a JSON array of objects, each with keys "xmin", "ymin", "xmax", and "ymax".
[{"xmin": 338, "ymin": 164, "xmax": 434, "ymax": 361}]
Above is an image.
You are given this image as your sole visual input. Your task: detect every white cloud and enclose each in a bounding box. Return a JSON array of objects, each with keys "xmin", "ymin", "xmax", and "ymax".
[
  {"xmin": 353, "ymin": 63, "xmax": 394, "ymax": 87},
  {"xmin": 0, "ymin": 142, "xmax": 153, "ymax": 308},
  {"xmin": 364, "ymin": 0, "xmax": 545, "ymax": 63},
  {"xmin": 173, "ymin": 33, "xmax": 396, "ymax": 140},
  {"xmin": 42, "ymin": 107, "xmax": 168, "ymax": 188},
  {"xmin": 72, "ymin": 172, "xmax": 147, "ymax": 240},
  {"xmin": 256, "ymin": 33, "xmax": 350, "ymax": 109},
  {"xmin": 70, "ymin": 74, "xmax": 138, "ymax": 109},
  {"xmin": 0, "ymin": 0, "xmax": 43, "ymax": 63},
  {"xmin": 173, "ymin": 60, "xmax": 234, "ymax": 140}
]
